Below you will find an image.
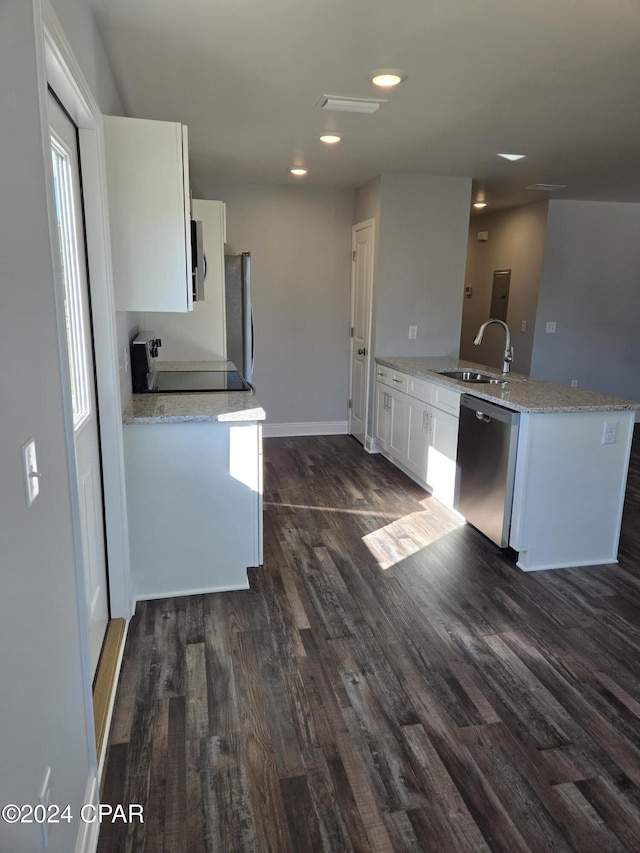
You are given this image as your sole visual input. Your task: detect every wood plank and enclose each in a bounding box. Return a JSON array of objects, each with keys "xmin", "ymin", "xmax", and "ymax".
[
  {"xmin": 231, "ymin": 628, "xmax": 294, "ymax": 853},
  {"xmin": 185, "ymin": 643, "xmax": 208, "ymax": 740}
]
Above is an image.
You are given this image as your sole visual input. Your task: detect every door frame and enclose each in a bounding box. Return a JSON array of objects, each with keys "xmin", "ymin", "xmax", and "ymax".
[
  {"xmin": 348, "ymin": 218, "xmax": 375, "ymax": 447},
  {"xmin": 35, "ymin": 0, "xmax": 133, "ymax": 768}
]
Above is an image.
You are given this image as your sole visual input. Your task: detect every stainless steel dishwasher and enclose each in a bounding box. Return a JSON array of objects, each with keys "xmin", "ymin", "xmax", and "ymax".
[{"xmin": 454, "ymin": 394, "xmax": 520, "ymax": 547}]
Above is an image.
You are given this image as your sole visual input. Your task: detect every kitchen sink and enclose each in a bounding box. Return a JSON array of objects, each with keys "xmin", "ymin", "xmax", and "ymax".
[{"xmin": 436, "ymin": 369, "xmax": 508, "ymax": 384}]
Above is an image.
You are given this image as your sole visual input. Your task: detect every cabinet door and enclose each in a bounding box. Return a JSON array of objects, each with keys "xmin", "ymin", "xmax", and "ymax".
[
  {"xmin": 405, "ymin": 396, "xmax": 429, "ymax": 481},
  {"xmin": 389, "ymin": 389, "xmax": 408, "ymax": 462},
  {"xmin": 143, "ymin": 200, "xmax": 228, "ymax": 359},
  {"xmin": 426, "ymin": 406, "xmax": 459, "ymax": 507},
  {"xmin": 104, "ymin": 116, "xmax": 192, "ymax": 312},
  {"xmin": 374, "ymin": 382, "xmax": 391, "ymax": 451}
]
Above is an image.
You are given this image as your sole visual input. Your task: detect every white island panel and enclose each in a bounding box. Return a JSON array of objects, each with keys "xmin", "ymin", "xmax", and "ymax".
[
  {"xmin": 124, "ymin": 420, "xmax": 262, "ymax": 600},
  {"xmin": 510, "ymin": 410, "xmax": 635, "ymax": 571}
]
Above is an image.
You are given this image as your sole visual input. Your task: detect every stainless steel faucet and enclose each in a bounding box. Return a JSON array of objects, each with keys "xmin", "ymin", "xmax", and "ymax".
[{"xmin": 473, "ymin": 319, "xmax": 513, "ymax": 374}]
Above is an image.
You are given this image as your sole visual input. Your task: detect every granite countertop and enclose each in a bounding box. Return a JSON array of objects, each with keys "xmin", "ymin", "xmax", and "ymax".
[
  {"xmin": 376, "ymin": 356, "xmax": 640, "ymax": 414},
  {"xmin": 123, "ymin": 391, "xmax": 265, "ymax": 425},
  {"xmin": 123, "ymin": 360, "xmax": 265, "ymax": 424}
]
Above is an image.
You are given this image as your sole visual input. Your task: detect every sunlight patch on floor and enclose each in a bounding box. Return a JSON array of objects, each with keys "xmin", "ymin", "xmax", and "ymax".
[{"xmin": 362, "ymin": 509, "xmax": 463, "ymax": 570}]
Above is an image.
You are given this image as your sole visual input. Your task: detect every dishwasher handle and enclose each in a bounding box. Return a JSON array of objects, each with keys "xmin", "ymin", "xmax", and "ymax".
[{"xmin": 460, "ymin": 394, "xmax": 519, "ymax": 426}]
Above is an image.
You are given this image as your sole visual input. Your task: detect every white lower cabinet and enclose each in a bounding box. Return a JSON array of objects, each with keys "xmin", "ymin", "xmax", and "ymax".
[
  {"xmin": 405, "ymin": 396, "xmax": 429, "ymax": 480},
  {"xmin": 124, "ymin": 419, "xmax": 263, "ymax": 600},
  {"xmin": 374, "ymin": 382, "xmax": 391, "ymax": 452},
  {"xmin": 375, "ymin": 366, "xmax": 460, "ymax": 509},
  {"xmin": 389, "ymin": 388, "xmax": 408, "ymax": 461},
  {"xmin": 425, "ymin": 405, "xmax": 459, "ymax": 507}
]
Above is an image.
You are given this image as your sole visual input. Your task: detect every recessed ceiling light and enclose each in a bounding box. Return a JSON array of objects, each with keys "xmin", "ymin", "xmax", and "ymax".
[
  {"xmin": 473, "ymin": 202, "xmax": 488, "ymax": 209},
  {"xmin": 371, "ymin": 69, "xmax": 407, "ymax": 88},
  {"xmin": 498, "ymin": 153, "xmax": 526, "ymax": 161},
  {"xmin": 290, "ymin": 168, "xmax": 307, "ymax": 176},
  {"xmin": 320, "ymin": 134, "xmax": 341, "ymax": 144}
]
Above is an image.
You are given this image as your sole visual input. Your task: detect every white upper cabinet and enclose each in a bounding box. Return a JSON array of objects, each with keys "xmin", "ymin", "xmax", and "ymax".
[
  {"xmin": 103, "ymin": 116, "xmax": 193, "ymax": 312},
  {"xmin": 141, "ymin": 200, "xmax": 227, "ymax": 361}
]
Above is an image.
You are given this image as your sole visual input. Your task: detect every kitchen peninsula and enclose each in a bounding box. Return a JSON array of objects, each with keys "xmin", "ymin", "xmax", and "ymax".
[
  {"xmin": 375, "ymin": 356, "xmax": 639, "ymax": 572},
  {"xmin": 123, "ymin": 382, "xmax": 265, "ymax": 601}
]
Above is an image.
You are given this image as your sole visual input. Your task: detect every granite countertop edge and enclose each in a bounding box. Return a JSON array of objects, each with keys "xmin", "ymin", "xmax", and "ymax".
[
  {"xmin": 123, "ymin": 391, "xmax": 266, "ymax": 425},
  {"xmin": 375, "ymin": 356, "xmax": 640, "ymax": 414}
]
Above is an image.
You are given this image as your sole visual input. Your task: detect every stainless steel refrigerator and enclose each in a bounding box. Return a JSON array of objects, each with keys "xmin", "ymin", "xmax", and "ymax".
[{"xmin": 224, "ymin": 252, "xmax": 253, "ymax": 383}]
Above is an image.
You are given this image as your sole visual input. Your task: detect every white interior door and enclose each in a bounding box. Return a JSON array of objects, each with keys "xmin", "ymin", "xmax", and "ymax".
[
  {"xmin": 49, "ymin": 92, "xmax": 109, "ymax": 677},
  {"xmin": 349, "ymin": 220, "xmax": 375, "ymax": 445}
]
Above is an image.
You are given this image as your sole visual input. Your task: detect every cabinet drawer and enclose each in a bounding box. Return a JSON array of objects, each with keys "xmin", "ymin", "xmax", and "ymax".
[
  {"xmin": 432, "ymin": 384, "xmax": 460, "ymax": 416},
  {"xmin": 389, "ymin": 371, "xmax": 407, "ymax": 392},
  {"xmin": 375, "ymin": 365, "xmax": 393, "ymax": 387},
  {"xmin": 407, "ymin": 375, "xmax": 431, "ymax": 404}
]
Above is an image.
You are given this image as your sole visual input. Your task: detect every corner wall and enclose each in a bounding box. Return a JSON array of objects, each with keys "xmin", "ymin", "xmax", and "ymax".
[{"xmin": 375, "ymin": 174, "xmax": 471, "ymax": 359}]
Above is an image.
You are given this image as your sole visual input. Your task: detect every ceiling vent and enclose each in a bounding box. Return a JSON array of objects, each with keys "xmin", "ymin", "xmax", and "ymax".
[
  {"xmin": 525, "ymin": 183, "xmax": 568, "ymax": 191},
  {"xmin": 315, "ymin": 95, "xmax": 386, "ymax": 114}
]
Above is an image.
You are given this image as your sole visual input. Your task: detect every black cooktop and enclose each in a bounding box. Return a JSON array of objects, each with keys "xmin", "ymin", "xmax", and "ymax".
[{"xmin": 151, "ymin": 370, "xmax": 250, "ymax": 393}]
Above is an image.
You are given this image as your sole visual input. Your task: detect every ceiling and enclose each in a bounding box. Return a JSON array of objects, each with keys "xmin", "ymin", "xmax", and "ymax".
[{"xmin": 89, "ymin": 0, "xmax": 640, "ymax": 212}]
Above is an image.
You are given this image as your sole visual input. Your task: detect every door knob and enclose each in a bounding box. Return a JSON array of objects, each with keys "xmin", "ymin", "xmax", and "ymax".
[{"xmin": 358, "ymin": 348, "xmax": 366, "ymax": 355}]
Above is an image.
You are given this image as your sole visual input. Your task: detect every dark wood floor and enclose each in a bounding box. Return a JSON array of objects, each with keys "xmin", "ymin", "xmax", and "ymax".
[{"xmin": 99, "ymin": 428, "xmax": 640, "ymax": 852}]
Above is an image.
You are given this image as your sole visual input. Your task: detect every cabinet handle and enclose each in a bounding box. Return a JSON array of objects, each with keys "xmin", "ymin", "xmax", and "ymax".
[{"xmin": 392, "ymin": 377, "xmax": 402, "ymax": 384}]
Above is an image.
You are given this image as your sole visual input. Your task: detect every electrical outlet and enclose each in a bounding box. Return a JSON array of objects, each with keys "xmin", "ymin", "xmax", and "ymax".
[
  {"xmin": 123, "ymin": 345, "xmax": 130, "ymax": 373},
  {"xmin": 545, "ymin": 321, "xmax": 556, "ymax": 333},
  {"xmin": 408, "ymin": 325, "xmax": 417, "ymax": 340},
  {"xmin": 571, "ymin": 379, "xmax": 578, "ymax": 387},
  {"xmin": 520, "ymin": 320, "xmax": 527, "ymax": 333},
  {"xmin": 602, "ymin": 422, "xmax": 617, "ymax": 445}
]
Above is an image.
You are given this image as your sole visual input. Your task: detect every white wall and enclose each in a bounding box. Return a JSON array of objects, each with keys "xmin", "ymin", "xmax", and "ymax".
[
  {"xmin": 0, "ymin": 2, "xmax": 121, "ymax": 851},
  {"xmin": 374, "ymin": 174, "xmax": 472, "ymax": 358},
  {"xmin": 460, "ymin": 201, "xmax": 548, "ymax": 374},
  {"xmin": 191, "ymin": 178, "xmax": 354, "ymax": 428},
  {"xmin": 531, "ymin": 200, "xmax": 640, "ymax": 403}
]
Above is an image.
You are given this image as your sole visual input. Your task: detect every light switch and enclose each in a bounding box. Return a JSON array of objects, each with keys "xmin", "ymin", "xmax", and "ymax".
[
  {"xmin": 408, "ymin": 325, "xmax": 417, "ymax": 340},
  {"xmin": 22, "ymin": 439, "xmax": 41, "ymax": 506}
]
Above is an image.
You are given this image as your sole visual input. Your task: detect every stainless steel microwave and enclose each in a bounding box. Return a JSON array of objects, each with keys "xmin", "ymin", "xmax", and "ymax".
[{"xmin": 191, "ymin": 219, "xmax": 205, "ymax": 302}]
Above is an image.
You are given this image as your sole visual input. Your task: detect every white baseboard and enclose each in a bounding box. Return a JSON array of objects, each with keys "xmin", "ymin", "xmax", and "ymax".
[
  {"xmin": 134, "ymin": 579, "xmax": 250, "ymax": 603},
  {"xmin": 263, "ymin": 421, "xmax": 348, "ymax": 438},
  {"xmin": 365, "ymin": 435, "xmax": 379, "ymax": 453}
]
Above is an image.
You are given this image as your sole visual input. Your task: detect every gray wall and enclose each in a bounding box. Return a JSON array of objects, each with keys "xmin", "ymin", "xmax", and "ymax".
[
  {"xmin": 192, "ymin": 178, "xmax": 354, "ymax": 427},
  {"xmin": 531, "ymin": 200, "xmax": 640, "ymax": 402},
  {"xmin": 0, "ymin": 2, "xmax": 121, "ymax": 851},
  {"xmin": 460, "ymin": 201, "xmax": 548, "ymax": 374},
  {"xmin": 374, "ymin": 174, "xmax": 472, "ymax": 359}
]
